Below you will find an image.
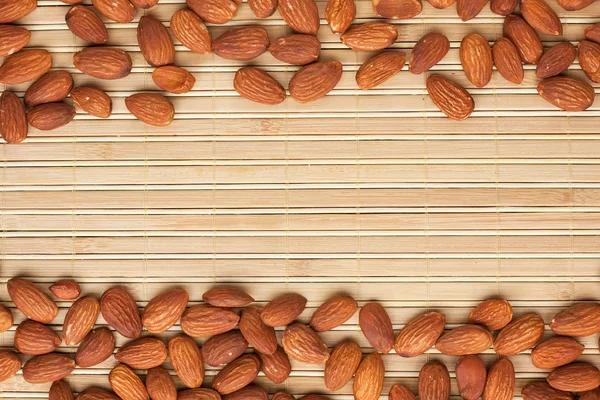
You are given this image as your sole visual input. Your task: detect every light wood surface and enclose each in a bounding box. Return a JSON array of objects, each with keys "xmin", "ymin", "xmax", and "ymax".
[{"xmin": 1, "ymin": 1, "xmax": 600, "ymax": 399}]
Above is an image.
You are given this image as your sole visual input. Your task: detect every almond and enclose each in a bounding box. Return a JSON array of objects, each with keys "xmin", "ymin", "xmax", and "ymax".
[
  {"xmin": 109, "ymin": 364, "xmax": 149, "ymax": 400},
  {"xmin": 130, "ymin": 0, "xmax": 159, "ymax": 7},
  {"xmin": 456, "ymin": 0, "xmax": 487, "ymax": 21},
  {"xmin": 153, "ymin": 66, "xmax": 196, "ymax": 94},
  {"xmin": 435, "ymin": 324, "xmax": 493, "ymax": 355},
  {"xmin": 310, "ymin": 294, "xmax": 358, "ymax": 331},
  {"xmin": 223, "ymin": 386, "xmax": 268, "ymax": 400},
  {"xmin": 169, "ymin": 334, "xmax": 205, "ymax": 388},
  {"xmin": 278, "ymin": 0, "xmax": 320, "ymax": 35},
  {"xmin": 460, "ymin": 33, "xmax": 492, "ymax": 88},
  {"xmin": 532, "ymin": 336, "xmax": 584, "ymax": 369},
  {"xmin": 78, "ymin": 388, "xmax": 121, "ymax": 400},
  {"xmin": 212, "ymin": 354, "xmax": 261, "ymax": 395},
  {"xmin": 269, "ymin": 34, "xmax": 321, "ymax": 65},
  {"xmin": 324, "ymin": 340, "xmax": 362, "ymax": 391},
  {"xmin": 70, "ymin": 86, "xmax": 112, "ymax": 119},
  {"xmin": 0, "ymin": 351, "xmax": 21, "ymax": 382},
  {"xmin": 520, "ymin": 0, "xmax": 563, "ymax": 36},
  {"xmin": 62, "ymin": 296, "xmax": 100, "ymax": 346},
  {"xmin": 25, "ymin": 71, "xmax": 73, "ymax": 108},
  {"xmin": 483, "ymin": 358, "xmax": 515, "ymax": 400},
  {"xmin": 23, "ymin": 353, "xmax": 76, "ymax": 384},
  {"xmin": 426, "ymin": 75, "xmax": 474, "ymax": 120},
  {"xmin": 28, "ymin": 103, "xmax": 76, "ymax": 131},
  {"xmin": 456, "ymin": 355, "xmax": 486, "ymax": 400},
  {"xmin": 547, "ymin": 363, "xmax": 600, "ymax": 392},
  {"xmin": 7, "ymin": 277, "xmax": 58, "ymax": 323},
  {"xmin": 239, "ymin": 306, "xmax": 278, "ymax": 354},
  {"xmin": 359, "ymin": 302, "xmax": 394, "ymax": 353},
  {"xmin": 115, "ymin": 337, "xmax": 168, "ymax": 369},
  {"xmin": 65, "ymin": 6, "xmax": 108, "ymax": 44},
  {"xmin": 558, "ymin": 0, "xmax": 594, "ymax": 9},
  {"xmin": 418, "ymin": 361, "xmax": 450, "ymax": 400},
  {"xmin": 581, "ymin": 388, "xmax": 600, "ymax": 400},
  {"xmin": 537, "ymin": 76, "xmax": 595, "ymax": 112},
  {"xmin": 372, "ymin": 0, "xmax": 422, "ymax": 19},
  {"xmin": 234, "ymin": 67, "xmax": 286, "ymax": 105},
  {"xmin": 261, "ymin": 293, "xmax": 307, "ymax": 326},
  {"xmin": 61, "ymin": 0, "xmax": 85, "ymax": 4},
  {"xmin": 551, "ymin": 302, "xmax": 600, "ymax": 336},
  {"xmin": 282, "ymin": 322, "xmax": 330, "ymax": 364},
  {"xmin": 125, "ymin": 93, "xmax": 175, "ymax": 127},
  {"xmin": 578, "ymin": 41, "xmax": 600, "ymax": 82},
  {"xmin": 249, "ymin": 0, "xmax": 278, "ymax": 18},
  {"xmin": 171, "ymin": 8, "xmax": 212, "ymax": 54},
  {"xmin": 325, "ymin": 0, "xmax": 356, "ymax": 33},
  {"xmin": 137, "ymin": 16, "xmax": 175, "ymax": 67},
  {"xmin": 0, "ymin": 25, "xmax": 30, "ymax": 57},
  {"xmin": 49, "ymin": 279, "xmax": 81, "ymax": 300},
  {"xmin": 100, "ymin": 287, "xmax": 142, "ymax": 339},
  {"xmin": 356, "ymin": 51, "xmax": 406, "ymax": 90},
  {"xmin": 353, "ymin": 352, "xmax": 385, "ymax": 400},
  {"xmin": 299, "ymin": 396, "xmax": 328, "ymax": 400},
  {"xmin": 389, "ymin": 385, "xmax": 416, "ymax": 400},
  {"xmin": 74, "ymin": 47, "xmax": 132, "ymax": 80},
  {"xmin": 50, "ymin": 379, "xmax": 74, "ymax": 400},
  {"xmin": 146, "ymin": 366, "xmax": 177, "ymax": 400},
  {"xmin": 15, "ymin": 320, "xmax": 61, "ymax": 355},
  {"xmin": 492, "ymin": 38, "xmax": 524, "ymax": 84},
  {"xmin": 202, "ymin": 330, "xmax": 248, "ymax": 367},
  {"xmin": 213, "ymin": 26, "xmax": 270, "ymax": 61},
  {"xmin": 585, "ymin": 23, "xmax": 600, "ymax": 44},
  {"xmin": 289, "ymin": 60, "xmax": 343, "ymax": 103},
  {"xmin": 394, "ymin": 311, "xmax": 445, "ymax": 357},
  {"xmin": 491, "ymin": 0, "xmax": 518, "ymax": 15},
  {"xmin": 409, "ymin": 32, "xmax": 450, "ymax": 74},
  {"xmin": 142, "ymin": 288, "xmax": 189, "ymax": 333},
  {"xmin": 0, "ymin": 90, "xmax": 28, "ymax": 144},
  {"xmin": 187, "ymin": 0, "xmax": 238, "ymax": 24},
  {"xmin": 258, "ymin": 346, "xmax": 291, "ymax": 384},
  {"xmin": 341, "ymin": 22, "xmax": 398, "ymax": 51},
  {"xmin": 202, "ymin": 287, "xmax": 253, "ymax": 307},
  {"xmin": 0, "ymin": 49, "xmax": 52, "ymax": 84},
  {"xmin": 522, "ymin": 381, "xmax": 574, "ymax": 400},
  {"xmin": 178, "ymin": 389, "xmax": 221, "ymax": 400},
  {"xmin": 272, "ymin": 393, "xmax": 296, "ymax": 400},
  {"xmin": 468, "ymin": 299, "xmax": 513, "ymax": 331},
  {"xmin": 494, "ymin": 313, "xmax": 544, "ymax": 355},
  {"xmin": 0, "ymin": 305, "xmax": 13, "ymax": 333},
  {"xmin": 75, "ymin": 327, "xmax": 115, "ymax": 367},
  {"xmin": 181, "ymin": 304, "xmax": 240, "ymax": 337},
  {"xmin": 503, "ymin": 14, "xmax": 543, "ymax": 64},
  {"xmin": 0, "ymin": 0, "xmax": 36, "ymax": 23},
  {"xmin": 91, "ymin": 0, "xmax": 135, "ymax": 23},
  {"xmin": 427, "ymin": 0, "xmax": 454, "ymax": 8}
]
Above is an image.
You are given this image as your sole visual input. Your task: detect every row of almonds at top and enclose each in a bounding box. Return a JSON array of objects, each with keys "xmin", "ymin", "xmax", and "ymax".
[
  {"xmin": 1, "ymin": 278, "xmax": 600, "ymax": 400},
  {"xmin": 1, "ymin": 0, "xmax": 600, "ymax": 143}
]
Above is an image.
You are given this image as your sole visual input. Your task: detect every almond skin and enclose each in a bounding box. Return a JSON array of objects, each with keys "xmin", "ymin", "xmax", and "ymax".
[
  {"xmin": 456, "ymin": 355, "xmax": 486, "ymax": 400},
  {"xmin": 551, "ymin": 302, "xmax": 600, "ymax": 336},
  {"xmin": 171, "ymin": 8, "xmax": 212, "ymax": 54},
  {"xmin": 50, "ymin": 379, "xmax": 74, "ymax": 400},
  {"xmin": 168, "ymin": 334, "xmax": 205, "ymax": 388},
  {"xmin": 325, "ymin": 0, "xmax": 356, "ymax": 34},
  {"xmin": 409, "ymin": 32, "xmax": 450, "ymax": 74},
  {"xmin": 278, "ymin": 0, "xmax": 320, "ymax": 35},
  {"xmin": 153, "ymin": 66, "xmax": 196, "ymax": 94},
  {"xmin": 558, "ymin": 0, "xmax": 593, "ymax": 9},
  {"xmin": 0, "ymin": 305, "xmax": 13, "ymax": 333},
  {"xmin": 282, "ymin": 322, "xmax": 330, "ymax": 364},
  {"xmin": 585, "ymin": 23, "xmax": 600, "ymax": 44},
  {"xmin": 436, "ymin": 324, "xmax": 493, "ymax": 355},
  {"xmin": 578, "ymin": 41, "xmax": 600, "ymax": 83},
  {"xmin": 0, "ymin": 0, "xmax": 36, "ymax": 23},
  {"xmin": 394, "ymin": 311, "xmax": 445, "ymax": 357},
  {"xmin": 74, "ymin": 47, "xmax": 132, "ymax": 80},
  {"xmin": 372, "ymin": 0, "xmax": 422, "ymax": 19},
  {"xmin": 324, "ymin": 340, "xmax": 362, "ymax": 391},
  {"xmin": 65, "ymin": 6, "xmax": 108, "ymax": 44},
  {"xmin": 520, "ymin": 0, "xmax": 563, "ymax": 36},
  {"xmin": 272, "ymin": 393, "xmax": 296, "ymax": 400},
  {"xmin": 213, "ymin": 26, "xmax": 270, "ymax": 61},
  {"xmin": 0, "ymin": 90, "xmax": 28, "ymax": 144},
  {"xmin": 202, "ymin": 287, "xmax": 254, "ymax": 307},
  {"xmin": 202, "ymin": 330, "xmax": 249, "ymax": 367},
  {"xmin": 212, "ymin": 354, "xmax": 261, "ymax": 395},
  {"xmin": 289, "ymin": 60, "xmax": 343, "ymax": 103},
  {"xmin": 389, "ymin": 385, "xmax": 416, "ymax": 400},
  {"xmin": 15, "ymin": 320, "xmax": 61, "ymax": 355},
  {"xmin": 146, "ymin": 367, "xmax": 177, "ymax": 400},
  {"xmin": 137, "ymin": 16, "xmax": 175, "ymax": 67},
  {"xmin": 223, "ymin": 386, "xmax": 268, "ymax": 400},
  {"xmin": 249, "ymin": 0, "xmax": 278, "ymax": 18},
  {"xmin": 356, "ymin": 51, "xmax": 406, "ymax": 90},
  {"xmin": 49, "ymin": 279, "xmax": 81, "ymax": 300},
  {"xmin": 8, "ymin": 278, "xmax": 58, "ymax": 323},
  {"xmin": 130, "ymin": 0, "xmax": 159, "ymax": 7},
  {"xmin": 341, "ymin": 22, "xmax": 398, "ymax": 51},
  {"xmin": 457, "ymin": 0, "xmax": 487, "ymax": 21},
  {"xmin": 115, "ymin": 337, "xmax": 168, "ymax": 369},
  {"xmin": 125, "ymin": 93, "xmax": 175, "ymax": 127},
  {"xmin": 109, "ymin": 364, "xmax": 149, "ymax": 400},
  {"xmin": 23, "ymin": 353, "xmax": 76, "ymax": 384},
  {"xmin": 460, "ymin": 33, "xmax": 492, "ymax": 88},
  {"xmin": 78, "ymin": 388, "xmax": 121, "ymax": 400},
  {"xmin": 311, "ymin": 294, "xmax": 358, "ymax": 331},
  {"xmin": 234, "ymin": 68, "xmax": 286, "ymax": 106},
  {"xmin": 418, "ymin": 361, "xmax": 450, "ymax": 400},
  {"xmin": 426, "ymin": 75, "xmax": 474, "ymax": 121},
  {"xmin": 0, "ymin": 49, "xmax": 52, "ymax": 85},
  {"xmin": 359, "ymin": 302, "xmax": 394, "ymax": 353},
  {"xmin": 70, "ymin": 86, "xmax": 112, "ymax": 119},
  {"xmin": 427, "ymin": 0, "xmax": 454, "ymax": 8},
  {"xmin": 239, "ymin": 306, "xmax": 278, "ymax": 354},
  {"xmin": 483, "ymin": 358, "xmax": 515, "ymax": 400},
  {"xmin": 75, "ymin": 327, "xmax": 115, "ymax": 367},
  {"xmin": 353, "ymin": 352, "xmax": 385, "ymax": 400},
  {"xmin": 547, "ymin": 363, "xmax": 600, "ymax": 392},
  {"xmin": 100, "ymin": 287, "xmax": 142, "ymax": 339},
  {"xmin": 491, "ymin": 0, "xmax": 518, "ymax": 15},
  {"xmin": 178, "ymin": 389, "xmax": 221, "ymax": 400},
  {"xmin": 503, "ymin": 14, "xmax": 543, "ymax": 64},
  {"xmin": 532, "ymin": 336, "xmax": 584, "ymax": 369},
  {"xmin": 181, "ymin": 304, "xmax": 240, "ymax": 337},
  {"xmin": 492, "ymin": 38, "xmax": 524, "ymax": 84},
  {"xmin": 28, "ymin": 103, "xmax": 76, "ymax": 131},
  {"xmin": 537, "ymin": 76, "xmax": 595, "ymax": 112},
  {"xmin": 258, "ymin": 346, "xmax": 291, "ymax": 384},
  {"xmin": 142, "ymin": 288, "xmax": 189, "ymax": 333},
  {"xmin": 0, "ymin": 25, "xmax": 30, "ymax": 57},
  {"xmin": 269, "ymin": 34, "xmax": 321, "ymax": 65},
  {"xmin": 494, "ymin": 313, "xmax": 544, "ymax": 355},
  {"xmin": 0, "ymin": 351, "xmax": 21, "ymax": 382},
  {"xmin": 581, "ymin": 388, "xmax": 600, "ymax": 400},
  {"xmin": 468, "ymin": 299, "xmax": 513, "ymax": 331},
  {"xmin": 62, "ymin": 295, "xmax": 100, "ymax": 346},
  {"xmin": 187, "ymin": 0, "xmax": 238, "ymax": 24},
  {"xmin": 91, "ymin": 0, "xmax": 135, "ymax": 23},
  {"xmin": 25, "ymin": 71, "xmax": 73, "ymax": 108},
  {"xmin": 261, "ymin": 293, "xmax": 307, "ymax": 326},
  {"xmin": 522, "ymin": 382, "xmax": 574, "ymax": 400}
]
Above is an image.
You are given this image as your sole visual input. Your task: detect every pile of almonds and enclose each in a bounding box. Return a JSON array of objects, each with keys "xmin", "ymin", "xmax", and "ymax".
[
  {"xmin": 1, "ymin": 277, "xmax": 600, "ymax": 400},
  {"xmin": 1, "ymin": 0, "xmax": 600, "ymax": 142}
]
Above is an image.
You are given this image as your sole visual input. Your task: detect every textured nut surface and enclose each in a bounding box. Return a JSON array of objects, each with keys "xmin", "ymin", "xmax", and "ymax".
[
  {"xmin": 537, "ymin": 76, "xmax": 596, "ymax": 112},
  {"xmin": 468, "ymin": 299, "xmax": 513, "ymax": 331},
  {"xmin": 372, "ymin": 0, "xmax": 422, "ymax": 19},
  {"xmin": 234, "ymin": 68, "xmax": 286, "ymax": 106},
  {"xmin": 77, "ymin": 388, "xmax": 120, "ymax": 400},
  {"xmin": 202, "ymin": 287, "xmax": 254, "ymax": 307},
  {"xmin": 532, "ymin": 336, "xmax": 584, "ymax": 369},
  {"xmin": 521, "ymin": 381, "xmax": 574, "ymax": 400},
  {"xmin": 63, "ymin": 295, "xmax": 100, "ymax": 346},
  {"xmin": 115, "ymin": 337, "xmax": 168, "ymax": 369},
  {"xmin": 258, "ymin": 345, "xmax": 291, "ymax": 384},
  {"xmin": 65, "ymin": 6, "xmax": 108, "ymax": 44},
  {"xmin": 436, "ymin": 324, "xmax": 493, "ymax": 356},
  {"xmin": 49, "ymin": 379, "xmax": 73, "ymax": 400},
  {"xmin": 28, "ymin": 103, "xmax": 76, "ymax": 131},
  {"xmin": 389, "ymin": 385, "xmax": 416, "ymax": 400},
  {"xmin": 456, "ymin": 0, "xmax": 487, "ymax": 20},
  {"xmin": 239, "ymin": 306, "xmax": 278, "ymax": 354},
  {"xmin": 353, "ymin": 352, "xmax": 385, "ymax": 400},
  {"xmin": 547, "ymin": 363, "xmax": 600, "ymax": 392},
  {"xmin": 456, "ymin": 355, "xmax": 486, "ymax": 400},
  {"xmin": 282, "ymin": 322, "xmax": 330, "ymax": 364},
  {"xmin": 426, "ymin": 75, "xmax": 474, "ymax": 121},
  {"xmin": 520, "ymin": 0, "xmax": 563, "ymax": 36},
  {"xmin": 146, "ymin": 366, "xmax": 177, "ymax": 400},
  {"xmin": 142, "ymin": 288, "xmax": 189, "ymax": 333},
  {"xmin": 585, "ymin": 22, "xmax": 600, "ymax": 43},
  {"xmin": 212, "ymin": 354, "xmax": 261, "ymax": 394},
  {"xmin": 0, "ymin": 25, "xmax": 31, "ymax": 57},
  {"xmin": 171, "ymin": 8, "xmax": 212, "ymax": 54},
  {"xmin": 49, "ymin": 279, "xmax": 81, "ymax": 300},
  {"xmin": 187, "ymin": 0, "xmax": 238, "ymax": 24},
  {"xmin": 15, "ymin": 320, "xmax": 61, "ymax": 355},
  {"xmin": 356, "ymin": 51, "xmax": 406, "ymax": 90},
  {"xmin": 181, "ymin": 304, "xmax": 240, "ymax": 337},
  {"xmin": 0, "ymin": 0, "xmax": 36, "ymax": 23},
  {"xmin": 213, "ymin": 26, "xmax": 270, "ymax": 61},
  {"xmin": 578, "ymin": 41, "xmax": 600, "ymax": 82},
  {"xmin": 491, "ymin": 0, "xmax": 518, "ymax": 15},
  {"xmin": 91, "ymin": 0, "xmax": 135, "ymax": 23},
  {"xmin": 278, "ymin": 0, "xmax": 320, "ymax": 35},
  {"xmin": 394, "ymin": 311, "xmax": 446, "ymax": 357},
  {"xmin": 427, "ymin": 0, "xmax": 454, "ymax": 8},
  {"xmin": 249, "ymin": 0, "xmax": 278, "ymax": 18},
  {"xmin": 202, "ymin": 330, "xmax": 249, "ymax": 367},
  {"xmin": 261, "ymin": 293, "xmax": 307, "ymax": 326},
  {"xmin": 483, "ymin": 358, "xmax": 515, "ymax": 400},
  {"xmin": 223, "ymin": 386, "xmax": 268, "ymax": 400},
  {"xmin": 125, "ymin": 93, "xmax": 175, "ymax": 127},
  {"xmin": 178, "ymin": 389, "xmax": 221, "ymax": 400},
  {"xmin": 580, "ymin": 388, "xmax": 600, "ymax": 400},
  {"xmin": 0, "ymin": 351, "xmax": 21, "ymax": 382},
  {"xmin": 550, "ymin": 303, "xmax": 600, "ymax": 336},
  {"xmin": 341, "ymin": 22, "xmax": 398, "ymax": 51},
  {"xmin": 503, "ymin": 14, "xmax": 543, "ymax": 64},
  {"xmin": 0, "ymin": 305, "xmax": 13, "ymax": 333},
  {"xmin": 492, "ymin": 38, "xmax": 524, "ymax": 84},
  {"xmin": 460, "ymin": 33, "xmax": 492, "ymax": 88},
  {"xmin": 0, "ymin": 49, "xmax": 52, "ymax": 84},
  {"xmin": 75, "ymin": 327, "xmax": 115, "ymax": 368},
  {"xmin": 73, "ymin": 47, "xmax": 132, "ymax": 80},
  {"xmin": 0, "ymin": 90, "xmax": 28, "ymax": 144},
  {"xmin": 418, "ymin": 361, "xmax": 450, "ymax": 400},
  {"xmin": 70, "ymin": 86, "xmax": 112, "ymax": 119},
  {"xmin": 289, "ymin": 60, "xmax": 343, "ymax": 103},
  {"xmin": 109, "ymin": 364, "xmax": 149, "ymax": 400},
  {"xmin": 8, "ymin": 277, "xmax": 58, "ymax": 323},
  {"xmin": 168, "ymin": 334, "xmax": 205, "ymax": 388},
  {"xmin": 325, "ymin": 0, "xmax": 356, "ymax": 33},
  {"xmin": 101, "ymin": 287, "xmax": 142, "ymax": 338},
  {"xmin": 409, "ymin": 32, "xmax": 450, "ymax": 74},
  {"xmin": 536, "ymin": 42, "xmax": 576, "ymax": 79},
  {"xmin": 153, "ymin": 66, "xmax": 196, "ymax": 94},
  {"xmin": 324, "ymin": 340, "xmax": 362, "ymax": 391},
  {"xmin": 269, "ymin": 34, "xmax": 321, "ymax": 65},
  {"xmin": 23, "ymin": 353, "xmax": 76, "ymax": 384},
  {"xmin": 494, "ymin": 313, "xmax": 545, "ymax": 355},
  {"xmin": 311, "ymin": 294, "xmax": 358, "ymax": 331},
  {"xmin": 137, "ymin": 16, "xmax": 175, "ymax": 67},
  {"xmin": 359, "ymin": 302, "xmax": 394, "ymax": 353}
]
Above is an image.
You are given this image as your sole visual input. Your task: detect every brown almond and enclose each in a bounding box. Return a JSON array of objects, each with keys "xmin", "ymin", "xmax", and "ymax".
[
  {"xmin": 311, "ymin": 294, "xmax": 358, "ymax": 331},
  {"xmin": 547, "ymin": 363, "xmax": 600, "ymax": 392},
  {"xmin": 492, "ymin": 38, "xmax": 523, "ymax": 84},
  {"xmin": 503, "ymin": 14, "xmax": 543, "ymax": 64},
  {"xmin": 389, "ymin": 385, "xmax": 416, "ymax": 400},
  {"xmin": 282, "ymin": 322, "xmax": 330, "ymax": 364},
  {"xmin": 77, "ymin": 388, "xmax": 121, "ymax": 400},
  {"xmin": 125, "ymin": 93, "xmax": 175, "ymax": 127},
  {"xmin": 181, "ymin": 304, "xmax": 240, "ymax": 337},
  {"xmin": 213, "ymin": 26, "xmax": 270, "ymax": 61},
  {"xmin": 23, "ymin": 353, "xmax": 76, "ymax": 384},
  {"xmin": 7, "ymin": 277, "xmax": 58, "ymax": 323},
  {"xmin": 359, "ymin": 302, "xmax": 394, "ymax": 353},
  {"xmin": 341, "ymin": 22, "xmax": 398, "ymax": 51},
  {"xmin": 171, "ymin": 8, "xmax": 212, "ymax": 54},
  {"xmin": 168, "ymin": 334, "xmax": 205, "ymax": 388},
  {"xmin": 456, "ymin": 0, "xmax": 487, "ymax": 21},
  {"xmin": 0, "ymin": 49, "xmax": 52, "ymax": 84},
  {"xmin": 223, "ymin": 386, "xmax": 268, "ymax": 400},
  {"xmin": 353, "ymin": 352, "xmax": 385, "ymax": 400},
  {"xmin": 28, "ymin": 103, "xmax": 76, "ymax": 131},
  {"xmin": 239, "ymin": 306, "xmax": 278, "ymax": 354},
  {"xmin": 0, "ymin": 90, "xmax": 28, "ymax": 144},
  {"xmin": 261, "ymin": 293, "xmax": 307, "ymax": 326},
  {"xmin": 142, "ymin": 288, "xmax": 189, "ymax": 333},
  {"xmin": 558, "ymin": 0, "xmax": 593, "ymax": 9},
  {"xmin": 63, "ymin": 295, "xmax": 100, "ymax": 346},
  {"xmin": 258, "ymin": 346, "xmax": 291, "ymax": 384},
  {"xmin": 187, "ymin": 0, "xmax": 238, "ymax": 24},
  {"xmin": 100, "ymin": 287, "xmax": 142, "ymax": 339},
  {"xmin": 0, "ymin": 351, "xmax": 21, "ymax": 382},
  {"xmin": 91, "ymin": 0, "xmax": 135, "ymax": 23},
  {"xmin": 550, "ymin": 302, "xmax": 600, "ymax": 336},
  {"xmin": 15, "ymin": 320, "xmax": 61, "ymax": 355},
  {"xmin": 325, "ymin": 0, "xmax": 356, "ymax": 34},
  {"xmin": 234, "ymin": 67, "xmax": 286, "ymax": 105},
  {"xmin": 491, "ymin": 0, "xmax": 518, "ymax": 15},
  {"xmin": 269, "ymin": 34, "xmax": 321, "ymax": 65},
  {"xmin": 436, "ymin": 324, "xmax": 493, "ymax": 355},
  {"xmin": 178, "ymin": 389, "xmax": 221, "ymax": 400},
  {"xmin": 494, "ymin": 313, "xmax": 545, "ymax": 355},
  {"xmin": 50, "ymin": 379, "xmax": 74, "ymax": 400},
  {"xmin": 49, "ymin": 279, "xmax": 81, "ymax": 300},
  {"xmin": 578, "ymin": 41, "xmax": 600, "ymax": 82},
  {"xmin": 356, "ymin": 51, "xmax": 406, "ymax": 90},
  {"xmin": 456, "ymin": 355, "xmax": 487, "ymax": 400},
  {"xmin": 0, "ymin": 305, "xmax": 13, "ymax": 333},
  {"xmin": 532, "ymin": 336, "xmax": 584, "ymax": 369},
  {"xmin": 212, "ymin": 354, "xmax": 261, "ymax": 395},
  {"xmin": 460, "ymin": 33, "xmax": 493, "ymax": 88},
  {"xmin": 202, "ymin": 287, "xmax": 254, "ymax": 307},
  {"xmin": 74, "ymin": 47, "xmax": 132, "ymax": 80},
  {"xmin": 278, "ymin": 0, "xmax": 320, "ymax": 35},
  {"xmin": 585, "ymin": 23, "xmax": 600, "ymax": 44},
  {"xmin": 146, "ymin": 366, "xmax": 177, "ymax": 400},
  {"xmin": 249, "ymin": 0, "xmax": 278, "ymax": 18},
  {"xmin": 581, "ymin": 388, "xmax": 600, "ymax": 400},
  {"xmin": 426, "ymin": 74, "xmax": 474, "ymax": 120},
  {"xmin": 483, "ymin": 358, "xmax": 515, "ymax": 400},
  {"xmin": 468, "ymin": 299, "xmax": 513, "ymax": 331},
  {"xmin": 115, "ymin": 337, "xmax": 168, "ymax": 369},
  {"xmin": 427, "ymin": 0, "xmax": 454, "ymax": 8},
  {"xmin": 325, "ymin": 340, "xmax": 362, "ymax": 391},
  {"xmin": 409, "ymin": 32, "xmax": 450, "ymax": 74},
  {"xmin": 153, "ymin": 66, "xmax": 196, "ymax": 94},
  {"xmin": 520, "ymin": 0, "xmax": 563, "ymax": 36},
  {"xmin": 137, "ymin": 16, "xmax": 175, "ymax": 67},
  {"xmin": 202, "ymin": 330, "xmax": 249, "ymax": 367},
  {"xmin": 0, "ymin": 0, "xmax": 36, "ymax": 23},
  {"xmin": 394, "ymin": 311, "xmax": 445, "ymax": 357},
  {"xmin": 537, "ymin": 76, "xmax": 595, "ymax": 112},
  {"xmin": 75, "ymin": 327, "xmax": 115, "ymax": 368},
  {"xmin": 418, "ymin": 361, "xmax": 450, "ymax": 400},
  {"xmin": 109, "ymin": 364, "xmax": 149, "ymax": 400},
  {"xmin": 272, "ymin": 393, "xmax": 296, "ymax": 400},
  {"xmin": 522, "ymin": 381, "xmax": 574, "ymax": 400},
  {"xmin": 289, "ymin": 60, "xmax": 343, "ymax": 103},
  {"xmin": 130, "ymin": 0, "xmax": 159, "ymax": 7},
  {"xmin": 65, "ymin": 6, "xmax": 108, "ymax": 44},
  {"xmin": 70, "ymin": 86, "xmax": 112, "ymax": 119},
  {"xmin": 372, "ymin": 0, "xmax": 422, "ymax": 19},
  {"xmin": 24, "ymin": 71, "xmax": 73, "ymax": 108},
  {"xmin": 0, "ymin": 25, "xmax": 30, "ymax": 57}
]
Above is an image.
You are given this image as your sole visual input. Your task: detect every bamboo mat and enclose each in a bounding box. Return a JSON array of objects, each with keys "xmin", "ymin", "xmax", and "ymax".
[{"xmin": 1, "ymin": 0, "xmax": 600, "ymax": 399}]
